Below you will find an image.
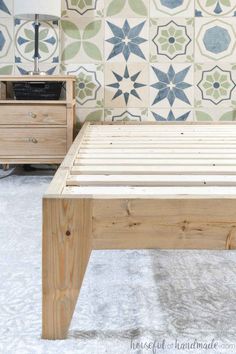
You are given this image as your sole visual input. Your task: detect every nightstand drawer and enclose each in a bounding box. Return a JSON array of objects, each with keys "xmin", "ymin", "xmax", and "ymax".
[
  {"xmin": 0, "ymin": 128, "xmax": 67, "ymax": 156},
  {"xmin": 0, "ymin": 105, "xmax": 67, "ymax": 125}
]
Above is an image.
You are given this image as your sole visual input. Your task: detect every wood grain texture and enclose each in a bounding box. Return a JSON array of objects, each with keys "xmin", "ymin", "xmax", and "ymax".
[
  {"xmin": 92, "ymin": 199, "xmax": 236, "ymax": 250},
  {"xmin": 43, "ymin": 122, "xmax": 236, "ymax": 340},
  {"xmin": 45, "ymin": 123, "xmax": 91, "ymax": 198},
  {"xmin": 66, "ymin": 174, "xmax": 236, "ymax": 187},
  {"xmin": 0, "ymin": 105, "xmax": 66, "ymax": 125},
  {"xmin": 0, "ymin": 75, "xmax": 76, "ymax": 81},
  {"xmin": 0, "ymin": 76, "xmax": 76, "ymax": 165},
  {"xmin": 0, "ymin": 128, "xmax": 67, "ymax": 156},
  {"xmin": 42, "ymin": 198, "xmax": 92, "ymax": 340},
  {"xmin": 0, "ymin": 157, "xmax": 63, "ymax": 164},
  {"xmin": 70, "ymin": 165, "xmax": 236, "ymax": 175}
]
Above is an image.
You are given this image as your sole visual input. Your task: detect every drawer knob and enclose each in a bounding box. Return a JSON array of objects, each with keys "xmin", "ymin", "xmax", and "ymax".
[
  {"xmin": 28, "ymin": 137, "xmax": 38, "ymax": 144},
  {"xmin": 29, "ymin": 112, "xmax": 37, "ymax": 119}
]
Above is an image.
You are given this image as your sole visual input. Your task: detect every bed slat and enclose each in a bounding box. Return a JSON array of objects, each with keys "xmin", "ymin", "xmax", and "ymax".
[
  {"xmin": 78, "ymin": 153, "xmax": 236, "ymax": 159},
  {"xmin": 48, "ymin": 123, "xmax": 236, "ymax": 197},
  {"xmin": 78, "ymin": 148, "xmax": 236, "ymax": 154},
  {"xmin": 66, "ymin": 175, "xmax": 236, "ymax": 187},
  {"xmin": 74, "ymin": 158, "xmax": 236, "ymax": 166},
  {"xmin": 71, "ymin": 165, "xmax": 236, "ymax": 175},
  {"xmin": 62, "ymin": 186, "xmax": 236, "ymax": 198}
]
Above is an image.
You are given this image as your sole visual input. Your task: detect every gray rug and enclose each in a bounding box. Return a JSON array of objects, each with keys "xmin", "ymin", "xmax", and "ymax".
[{"xmin": 1, "ymin": 171, "xmax": 236, "ymax": 354}]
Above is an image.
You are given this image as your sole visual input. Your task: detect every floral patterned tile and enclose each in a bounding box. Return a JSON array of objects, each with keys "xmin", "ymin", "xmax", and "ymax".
[
  {"xmin": 105, "ymin": 62, "xmax": 149, "ymax": 108},
  {"xmin": 195, "ymin": 108, "xmax": 236, "ymax": 121},
  {"xmin": 195, "ymin": 18, "xmax": 236, "ymax": 62},
  {"xmin": 150, "ymin": 0, "xmax": 194, "ymax": 17},
  {"xmin": 14, "ymin": 19, "xmax": 59, "ymax": 64},
  {"xmin": 76, "ymin": 108, "xmax": 104, "ymax": 125},
  {"xmin": 0, "ymin": 18, "xmax": 13, "ymax": 63},
  {"xmin": 195, "ymin": 63, "xmax": 236, "ymax": 108},
  {"xmin": 105, "ymin": 0, "xmax": 148, "ymax": 17},
  {"xmin": 104, "ymin": 107, "xmax": 149, "ymax": 121},
  {"xmin": 61, "ymin": 63, "xmax": 104, "ymax": 108},
  {"xmin": 150, "ymin": 18, "xmax": 194, "ymax": 63},
  {"xmin": 62, "ymin": 0, "xmax": 104, "ymax": 18},
  {"xmin": 105, "ymin": 18, "xmax": 149, "ymax": 63},
  {"xmin": 0, "ymin": 0, "xmax": 12, "ymax": 17},
  {"xmin": 150, "ymin": 108, "xmax": 194, "ymax": 121},
  {"xmin": 1, "ymin": 0, "xmax": 235, "ymax": 126},
  {"xmin": 195, "ymin": 0, "xmax": 236, "ymax": 17},
  {"xmin": 61, "ymin": 17, "xmax": 104, "ymax": 63},
  {"xmin": 14, "ymin": 63, "xmax": 59, "ymax": 75},
  {"xmin": 0, "ymin": 63, "xmax": 13, "ymax": 74},
  {"xmin": 150, "ymin": 63, "xmax": 194, "ymax": 109}
]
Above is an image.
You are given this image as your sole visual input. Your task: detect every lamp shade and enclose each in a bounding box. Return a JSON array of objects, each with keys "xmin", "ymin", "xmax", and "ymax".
[{"xmin": 14, "ymin": 0, "xmax": 61, "ymax": 21}]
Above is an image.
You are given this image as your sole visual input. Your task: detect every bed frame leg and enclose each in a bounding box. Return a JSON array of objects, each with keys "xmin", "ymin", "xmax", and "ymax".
[{"xmin": 42, "ymin": 198, "xmax": 92, "ymax": 340}]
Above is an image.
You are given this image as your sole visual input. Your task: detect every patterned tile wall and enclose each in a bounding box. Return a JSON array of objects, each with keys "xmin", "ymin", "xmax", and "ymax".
[{"xmin": 1, "ymin": 0, "xmax": 236, "ymax": 123}]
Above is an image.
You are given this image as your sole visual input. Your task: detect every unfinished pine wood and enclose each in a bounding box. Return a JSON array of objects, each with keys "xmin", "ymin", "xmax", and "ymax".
[
  {"xmin": 45, "ymin": 123, "xmax": 90, "ymax": 198},
  {"xmin": 70, "ymin": 165, "xmax": 236, "ymax": 175},
  {"xmin": 2, "ymin": 163, "xmax": 9, "ymax": 171},
  {"xmin": 78, "ymin": 153, "xmax": 236, "ymax": 159},
  {"xmin": 92, "ymin": 199, "xmax": 236, "ymax": 250},
  {"xmin": 81, "ymin": 139, "xmax": 236, "ymax": 146},
  {"xmin": 75, "ymin": 158, "xmax": 236, "ymax": 166},
  {"xmin": 66, "ymin": 175, "xmax": 236, "ymax": 187},
  {"xmin": 0, "ymin": 76, "xmax": 76, "ymax": 165},
  {"xmin": 60, "ymin": 122, "xmax": 90, "ymax": 170},
  {"xmin": 0, "ymin": 105, "xmax": 66, "ymax": 125},
  {"xmin": 42, "ymin": 198, "xmax": 92, "ymax": 340},
  {"xmin": 86, "ymin": 131, "xmax": 236, "ymax": 137},
  {"xmin": 0, "ymin": 128, "xmax": 67, "ymax": 156},
  {"xmin": 62, "ymin": 186, "xmax": 236, "ymax": 198},
  {"xmin": 77, "ymin": 148, "xmax": 236, "ymax": 155},
  {"xmin": 0, "ymin": 75, "xmax": 72, "ymax": 82},
  {"xmin": 43, "ymin": 122, "xmax": 236, "ymax": 340},
  {"xmin": 83, "ymin": 136, "xmax": 236, "ymax": 141},
  {"xmin": 0, "ymin": 100, "xmax": 69, "ymax": 105},
  {"xmin": 0, "ymin": 157, "xmax": 63, "ymax": 164}
]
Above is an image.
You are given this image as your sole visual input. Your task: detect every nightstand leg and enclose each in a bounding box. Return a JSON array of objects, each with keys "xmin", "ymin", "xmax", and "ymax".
[{"xmin": 2, "ymin": 164, "xmax": 9, "ymax": 171}]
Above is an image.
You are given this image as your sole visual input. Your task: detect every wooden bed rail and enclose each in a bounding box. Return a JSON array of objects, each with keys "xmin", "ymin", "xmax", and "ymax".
[{"xmin": 42, "ymin": 122, "xmax": 236, "ymax": 339}]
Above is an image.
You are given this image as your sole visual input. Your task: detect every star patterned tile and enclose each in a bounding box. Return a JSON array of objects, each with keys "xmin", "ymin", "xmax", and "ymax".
[
  {"xmin": 105, "ymin": 18, "xmax": 149, "ymax": 62},
  {"xmin": 1, "ymin": 0, "xmax": 236, "ymax": 123},
  {"xmin": 0, "ymin": 0, "xmax": 12, "ymax": 17},
  {"xmin": 150, "ymin": 63, "xmax": 194, "ymax": 108},
  {"xmin": 150, "ymin": 108, "xmax": 193, "ymax": 121},
  {"xmin": 105, "ymin": 63, "xmax": 149, "ymax": 108}
]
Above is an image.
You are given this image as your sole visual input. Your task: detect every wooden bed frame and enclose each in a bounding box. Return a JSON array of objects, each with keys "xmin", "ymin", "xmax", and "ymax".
[{"xmin": 42, "ymin": 122, "xmax": 236, "ymax": 340}]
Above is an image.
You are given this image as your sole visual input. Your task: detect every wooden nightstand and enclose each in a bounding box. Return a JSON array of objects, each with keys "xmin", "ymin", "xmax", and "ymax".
[{"xmin": 0, "ymin": 75, "xmax": 76, "ymax": 169}]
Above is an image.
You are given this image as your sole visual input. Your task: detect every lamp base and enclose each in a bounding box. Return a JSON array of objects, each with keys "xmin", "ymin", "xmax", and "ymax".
[
  {"xmin": 27, "ymin": 71, "xmax": 47, "ymax": 76},
  {"xmin": 27, "ymin": 16, "xmax": 47, "ymax": 77}
]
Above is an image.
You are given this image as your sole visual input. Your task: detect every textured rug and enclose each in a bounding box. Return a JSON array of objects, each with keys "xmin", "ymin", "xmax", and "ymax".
[{"xmin": 1, "ymin": 171, "xmax": 236, "ymax": 354}]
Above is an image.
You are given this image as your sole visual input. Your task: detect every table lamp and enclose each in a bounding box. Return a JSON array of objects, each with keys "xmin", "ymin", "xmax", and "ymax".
[{"xmin": 14, "ymin": 0, "xmax": 61, "ymax": 75}]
